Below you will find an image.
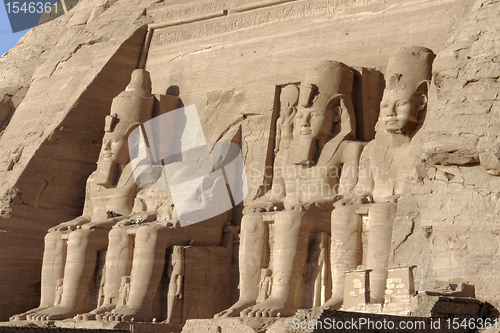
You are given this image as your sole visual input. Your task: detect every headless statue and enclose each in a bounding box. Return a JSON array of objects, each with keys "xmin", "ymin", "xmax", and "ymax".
[
  {"xmin": 323, "ymin": 46, "xmax": 436, "ymax": 309},
  {"xmin": 216, "ymin": 61, "xmax": 363, "ymax": 318},
  {"xmin": 10, "ymin": 69, "xmax": 154, "ymax": 322}
]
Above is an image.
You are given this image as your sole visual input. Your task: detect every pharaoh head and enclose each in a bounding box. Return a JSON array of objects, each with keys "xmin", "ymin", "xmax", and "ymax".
[
  {"xmin": 292, "ymin": 61, "xmax": 355, "ymax": 165},
  {"xmin": 378, "ymin": 46, "xmax": 435, "ymax": 137},
  {"xmin": 96, "ymin": 69, "xmax": 154, "ymax": 187}
]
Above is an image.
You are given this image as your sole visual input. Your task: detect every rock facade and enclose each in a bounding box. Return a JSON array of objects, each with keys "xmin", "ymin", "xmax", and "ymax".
[{"xmin": 0, "ymin": 0, "xmax": 498, "ymax": 327}]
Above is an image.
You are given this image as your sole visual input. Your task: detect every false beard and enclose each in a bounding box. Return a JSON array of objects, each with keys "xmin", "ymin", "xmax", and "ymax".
[
  {"xmin": 95, "ymin": 159, "xmax": 117, "ymax": 188},
  {"xmin": 291, "ymin": 138, "xmax": 316, "ymax": 166}
]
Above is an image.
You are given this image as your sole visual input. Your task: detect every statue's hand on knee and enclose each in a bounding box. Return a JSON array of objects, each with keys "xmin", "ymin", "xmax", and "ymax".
[
  {"xmin": 48, "ymin": 216, "xmax": 91, "ymax": 233},
  {"xmin": 291, "ymin": 201, "xmax": 314, "ymax": 211},
  {"xmin": 82, "ymin": 214, "xmax": 138, "ymax": 230},
  {"xmin": 291, "ymin": 196, "xmax": 342, "ymax": 212},
  {"xmin": 244, "ymin": 200, "xmax": 283, "ymax": 214},
  {"xmin": 333, "ymin": 195, "xmax": 372, "ymax": 208},
  {"xmin": 112, "ymin": 211, "xmax": 157, "ymax": 228},
  {"xmin": 384, "ymin": 194, "xmax": 401, "ymax": 203}
]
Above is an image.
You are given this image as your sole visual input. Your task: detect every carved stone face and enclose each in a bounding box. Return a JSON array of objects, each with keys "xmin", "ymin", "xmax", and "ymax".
[
  {"xmin": 100, "ymin": 129, "xmax": 129, "ymax": 165},
  {"xmin": 379, "ymin": 89, "xmax": 419, "ymax": 135},
  {"xmin": 294, "ymin": 106, "xmax": 333, "ymax": 141}
]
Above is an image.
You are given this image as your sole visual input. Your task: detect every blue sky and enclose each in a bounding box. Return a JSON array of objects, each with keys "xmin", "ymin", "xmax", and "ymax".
[{"xmin": 0, "ymin": 4, "xmax": 30, "ymax": 57}]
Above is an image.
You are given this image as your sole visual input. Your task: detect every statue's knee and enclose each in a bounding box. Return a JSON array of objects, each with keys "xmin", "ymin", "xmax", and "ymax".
[
  {"xmin": 241, "ymin": 215, "xmax": 264, "ymax": 235},
  {"xmin": 135, "ymin": 226, "xmax": 156, "ymax": 245},
  {"xmin": 44, "ymin": 232, "xmax": 61, "ymax": 249},
  {"xmin": 331, "ymin": 205, "xmax": 357, "ymax": 220},
  {"xmin": 68, "ymin": 229, "xmax": 90, "ymax": 240},
  {"xmin": 273, "ymin": 211, "xmax": 304, "ymax": 234},
  {"xmin": 331, "ymin": 209, "xmax": 361, "ymax": 235},
  {"xmin": 67, "ymin": 229, "xmax": 94, "ymax": 248},
  {"xmin": 369, "ymin": 203, "xmax": 397, "ymax": 225},
  {"xmin": 108, "ymin": 228, "xmax": 126, "ymax": 246}
]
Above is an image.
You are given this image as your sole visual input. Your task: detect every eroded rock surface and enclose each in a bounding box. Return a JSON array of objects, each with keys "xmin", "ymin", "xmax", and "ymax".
[
  {"xmin": 391, "ymin": 0, "xmax": 500, "ymax": 311},
  {"xmin": 1, "ymin": 0, "xmax": 500, "ymax": 325}
]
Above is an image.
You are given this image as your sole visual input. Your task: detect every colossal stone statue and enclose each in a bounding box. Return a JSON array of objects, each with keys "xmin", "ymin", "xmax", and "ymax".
[
  {"xmin": 76, "ymin": 116, "xmax": 233, "ymax": 322},
  {"xmin": 324, "ymin": 46, "xmax": 436, "ymax": 309},
  {"xmin": 10, "ymin": 69, "xmax": 155, "ymax": 322},
  {"xmin": 217, "ymin": 61, "xmax": 363, "ymax": 318}
]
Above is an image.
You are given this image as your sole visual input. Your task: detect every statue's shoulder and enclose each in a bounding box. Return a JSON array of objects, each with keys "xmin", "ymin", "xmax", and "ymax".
[
  {"xmin": 86, "ymin": 170, "xmax": 98, "ymax": 185},
  {"xmin": 340, "ymin": 140, "xmax": 366, "ymax": 157},
  {"xmin": 360, "ymin": 139, "xmax": 376, "ymax": 153},
  {"xmin": 342, "ymin": 140, "xmax": 366, "ymax": 149}
]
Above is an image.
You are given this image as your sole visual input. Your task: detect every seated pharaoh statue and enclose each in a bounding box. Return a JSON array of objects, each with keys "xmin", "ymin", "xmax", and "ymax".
[
  {"xmin": 12, "ymin": 69, "xmax": 234, "ymax": 323},
  {"xmin": 324, "ymin": 46, "xmax": 436, "ymax": 309},
  {"xmin": 10, "ymin": 69, "xmax": 155, "ymax": 322},
  {"xmin": 216, "ymin": 61, "xmax": 364, "ymax": 318},
  {"xmin": 75, "ymin": 104, "xmax": 235, "ymax": 322}
]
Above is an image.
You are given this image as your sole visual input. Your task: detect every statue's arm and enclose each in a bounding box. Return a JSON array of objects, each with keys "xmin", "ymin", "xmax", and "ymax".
[
  {"xmin": 47, "ymin": 173, "xmax": 97, "ymax": 232},
  {"xmin": 90, "ymin": 210, "xmax": 157, "ymax": 229},
  {"xmin": 244, "ymin": 161, "xmax": 287, "ymax": 213},
  {"xmin": 338, "ymin": 141, "xmax": 365, "ymax": 196},
  {"xmin": 332, "ymin": 142, "xmax": 373, "ymax": 208},
  {"xmin": 80, "ymin": 172, "xmax": 95, "ymax": 220},
  {"xmin": 268, "ymin": 173, "xmax": 286, "ymax": 203},
  {"xmin": 355, "ymin": 142, "xmax": 375, "ymax": 199}
]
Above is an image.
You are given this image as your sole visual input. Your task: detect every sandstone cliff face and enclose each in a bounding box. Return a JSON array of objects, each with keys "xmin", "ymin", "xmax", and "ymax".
[
  {"xmin": 0, "ymin": 0, "xmax": 159, "ymax": 320},
  {"xmin": 390, "ymin": 0, "xmax": 500, "ymax": 310},
  {"xmin": 0, "ymin": 0, "xmax": 498, "ymax": 322}
]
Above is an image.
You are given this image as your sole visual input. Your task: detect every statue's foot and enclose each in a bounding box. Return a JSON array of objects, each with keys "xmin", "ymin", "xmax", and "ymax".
[
  {"xmin": 75, "ymin": 304, "xmax": 116, "ymax": 321},
  {"xmin": 33, "ymin": 305, "xmax": 80, "ymax": 321},
  {"xmin": 321, "ymin": 295, "xmax": 343, "ymax": 310},
  {"xmin": 28, "ymin": 314, "xmax": 47, "ymax": 322},
  {"xmin": 26, "ymin": 314, "xmax": 49, "ymax": 321},
  {"xmin": 10, "ymin": 306, "xmax": 50, "ymax": 321},
  {"xmin": 241, "ymin": 297, "xmax": 295, "ymax": 318},
  {"xmin": 214, "ymin": 299, "xmax": 256, "ymax": 318},
  {"xmin": 104, "ymin": 306, "xmax": 153, "ymax": 322}
]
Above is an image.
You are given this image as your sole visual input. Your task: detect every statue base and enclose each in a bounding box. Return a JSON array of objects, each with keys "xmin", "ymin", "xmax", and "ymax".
[
  {"xmin": 181, "ymin": 318, "xmax": 293, "ymax": 333},
  {"xmin": 2, "ymin": 320, "xmax": 184, "ymax": 333}
]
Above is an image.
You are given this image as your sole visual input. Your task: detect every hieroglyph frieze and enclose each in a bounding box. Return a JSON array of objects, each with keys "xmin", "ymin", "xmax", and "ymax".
[{"xmin": 149, "ymin": 0, "xmax": 387, "ymax": 49}]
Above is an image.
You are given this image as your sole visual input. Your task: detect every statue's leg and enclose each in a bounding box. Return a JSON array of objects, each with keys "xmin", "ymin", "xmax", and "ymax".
[
  {"xmin": 215, "ymin": 213, "xmax": 266, "ymax": 318},
  {"xmin": 243, "ymin": 210, "xmax": 311, "ymax": 317},
  {"xmin": 322, "ymin": 205, "xmax": 361, "ymax": 309},
  {"xmin": 106, "ymin": 216, "xmax": 227, "ymax": 322},
  {"xmin": 36, "ymin": 228, "xmax": 109, "ymax": 320},
  {"xmin": 12, "ymin": 231, "xmax": 66, "ymax": 321},
  {"xmin": 109, "ymin": 224, "xmax": 174, "ymax": 321},
  {"xmin": 366, "ymin": 202, "xmax": 396, "ymax": 304},
  {"xmin": 80, "ymin": 227, "xmax": 132, "ymax": 320}
]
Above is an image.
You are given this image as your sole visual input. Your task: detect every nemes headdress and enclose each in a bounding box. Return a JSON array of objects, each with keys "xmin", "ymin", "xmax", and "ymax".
[
  {"xmin": 299, "ymin": 60, "xmax": 354, "ymax": 110},
  {"xmin": 106, "ymin": 69, "xmax": 154, "ymax": 134},
  {"xmin": 385, "ymin": 46, "xmax": 435, "ymax": 94},
  {"xmin": 298, "ymin": 61, "xmax": 357, "ymax": 165}
]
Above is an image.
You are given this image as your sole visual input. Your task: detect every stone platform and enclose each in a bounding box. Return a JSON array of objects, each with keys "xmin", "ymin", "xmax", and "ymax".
[
  {"xmin": 182, "ymin": 318, "xmax": 293, "ymax": 333},
  {"xmin": 181, "ymin": 295, "xmax": 489, "ymax": 333},
  {"xmin": 1, "ymin": 321, "xmax": 183, "ymax": 333}
]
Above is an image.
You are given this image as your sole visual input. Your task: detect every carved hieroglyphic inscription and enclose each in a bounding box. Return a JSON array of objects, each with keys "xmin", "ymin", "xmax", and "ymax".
[
  {"xmin": 149, "ymin": 0, "xmax": 386, "ymax": 48},
  {"xmin": 148, "ymin": 0, "xmax": 294, "ymax": 23},
  {"xmin": 148, "ymin": 2, "xmax": 229, "ymax": 23}
]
